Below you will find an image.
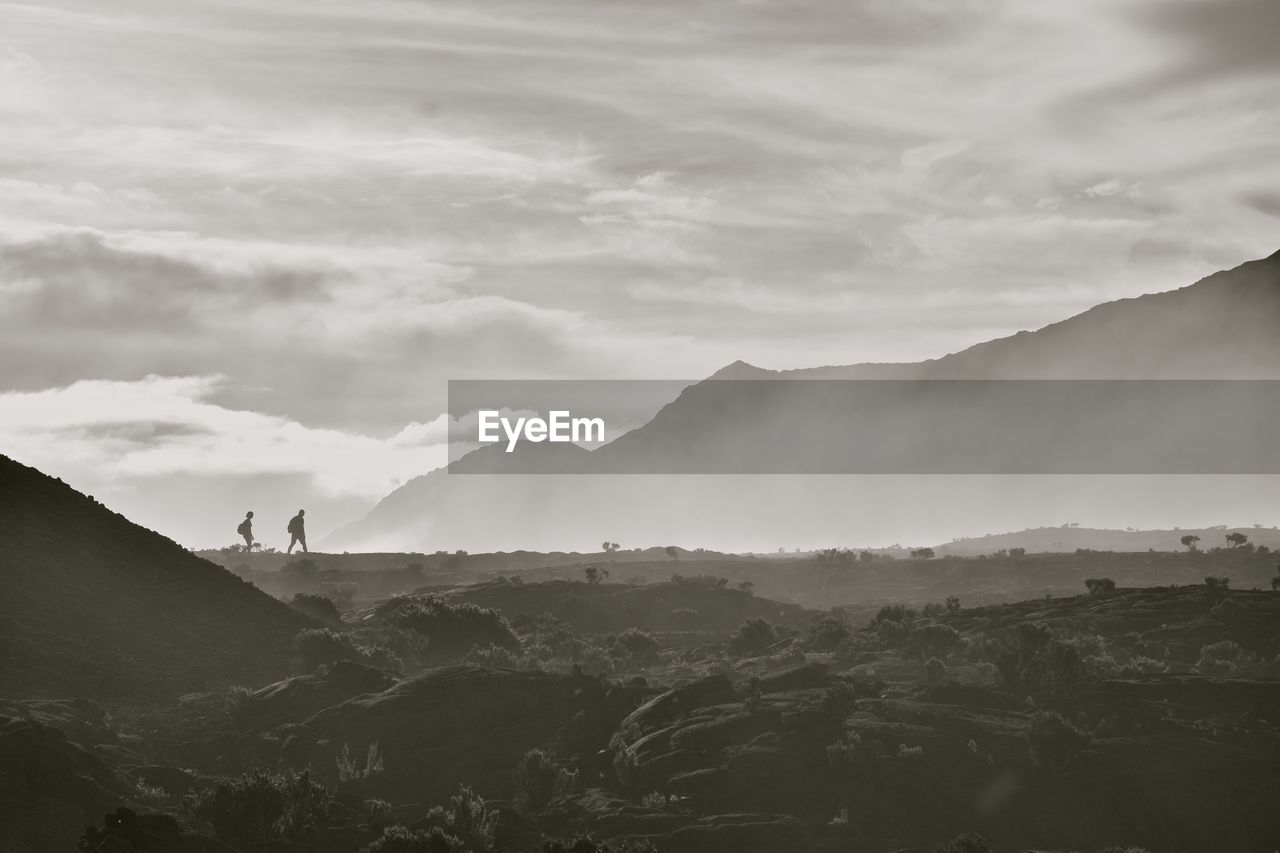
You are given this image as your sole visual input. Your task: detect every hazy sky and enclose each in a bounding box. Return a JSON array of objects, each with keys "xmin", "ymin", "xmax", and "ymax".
[{"xmin": 1, "ymin": 0, "xmax": 1278, "ymax": 546}]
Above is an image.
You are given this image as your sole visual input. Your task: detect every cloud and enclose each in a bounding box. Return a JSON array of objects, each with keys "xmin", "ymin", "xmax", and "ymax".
[
  {"xmin": 0, "ymin": 375, "xmax": 449, "ymax": 498},
  {"xmin": 1133, "ymin": 0, "xmax": 1280, "ymax": 79}
]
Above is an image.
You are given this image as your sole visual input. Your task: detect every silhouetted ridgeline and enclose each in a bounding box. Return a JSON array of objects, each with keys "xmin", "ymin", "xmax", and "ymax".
[{"xmin": 0, "ymin": 453, "xmax": 312, "ymax": 700}]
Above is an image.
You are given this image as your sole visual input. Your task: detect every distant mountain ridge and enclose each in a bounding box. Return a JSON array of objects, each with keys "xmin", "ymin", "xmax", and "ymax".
[
  {"xmin": 932, "ymin": 525, "xmax": 1280, "ymax": 557},
  {"xmin": 324, "ymin": 250, "xmax": 1280, "ymax": 552},
  {"xmin": 0, "ymin": 454, "xmax": 312, "ymax": 700},
  {"xmin": 784, "ymin": 248, "xmax": 1280, "ymax": 379}
]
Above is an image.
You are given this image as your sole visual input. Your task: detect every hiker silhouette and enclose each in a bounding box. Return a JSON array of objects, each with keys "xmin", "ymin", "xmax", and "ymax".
[
  {"xmin": 237, "ymin": 511, "xmax": 254, "ymax": 549},
  {"xmin": 287, "ymin": 509, "xmax": 307, "ymax": 554}
]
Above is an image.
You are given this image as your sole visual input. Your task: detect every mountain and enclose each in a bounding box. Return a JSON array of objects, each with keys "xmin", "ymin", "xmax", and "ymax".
[
  {"xmin": 324, "ymin": 250, "xmax": 1280, "ymax": 552},
  {"xmin": 787, "ymin": 247, "xmax": 1280, "ymax": 379},
  {"xmin": 0, "ymin": 454, "xmax": 313, "ymax": 700}
]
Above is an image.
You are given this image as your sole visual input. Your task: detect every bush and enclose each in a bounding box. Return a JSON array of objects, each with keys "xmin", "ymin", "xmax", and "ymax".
[
  {"xmin": 224, "ymin": 685, "xmax": 254, "ymax": 715},
  {"xmin": 821, "ymin": 680, "xmax": 860, "ymax": 718},
  {"xmin": 1193, "ymin": 640, "xmax": 1255, "ymax": 675},
  {"xmin": 184, "ymin": 769, "xmax": 332, "ymax": 852},
  {"xmin": 612, "ymin": 629, "xmax": 661, "ymax": 667},
  {"xmin": 541, "ymin": 838, "xmax": 660, "ymax": 853},
  {"xmin": 1084, "ymin": 577, "xmax": 1116, "ymax": 594},
  {"xmin": 335, "ymin": 742, "xmax": 384, "ymax": 783},
  {"xmin": 727, "ymin": 618, "xmax": 778, "ymax": 657},
  {"xmin": 985, "ymin": 623, "xmax": 1096, "ymax": 698},
  {"xmin": 1026, "ymin": 710, "xmax": 1092, "ymax": 774},
  {"xmin": 871, "ymin": 604, "xmax": 918, "ymax": 625},
  {"xmin": 826, "ymin": 730, "xmax": 880, "ymax": 767},
  {"xmin": 289, "ymin": 592, "xmax": 342, "ymax": 625},
  {"xmin": 1204, "ymin": 576, "xmax": 1230, "ymax": 593},
  {"xmin": 438, "ymin": 784, "xmax": 498, "ymax": 852},
  {"xmin": 805, "ymin": 613, "xmax": 851, "ymax": 652},
  {"xmin": 513, "ymin": 748, "xmax": 577, "ymax": 816},
  {"xmin": 295, "ymin": 628, "xmax": 365, "ymax": 670},
  {"xmin": 375, "ymin": 596, "xmax": 519, "ymax": 662},
  {"xmin": 367, "ymin": 825, "xmax": 462, "ymax": 853},
  {"xmin": 465, "ymin": 644, "xmax": 527, "ymax": 669},
  {"xmin": 935, "ymin": 833, "xmax": 991, "ymax": 853},
  {"xmin": 924, "ymin": 657, "xmax": 947, "ymax": 685}
]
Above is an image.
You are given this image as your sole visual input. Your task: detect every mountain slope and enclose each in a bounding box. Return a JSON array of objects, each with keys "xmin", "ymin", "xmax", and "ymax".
[
  {"xmin": 789, "ymin": 248, "xmax": 1280, "ymax": 379},
  {"xmin": 587, "ymin": 249, "xmax": 1280, "ymax": 471},
  {"xmin": 0, "ymin": 454, "xmax": 312, "ymax": 700},
  {"xmin": 325, "ymin": 249, "xmax": 1280, "ymax": 552}
]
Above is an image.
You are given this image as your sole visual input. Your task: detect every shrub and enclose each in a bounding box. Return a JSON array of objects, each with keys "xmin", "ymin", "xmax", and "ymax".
[
  {"xmin": 924, "ymin": 657, "xmax": 947, "ymax": 686},
  {"xmin": 821, "ymin": 680, "xmax": 860, "ymax": 718},
  {"xmin": 1118, "ymin": 656, "xmax": 1168, "ymax": 676},
  {"xmin": 1026, "ymin": 710, "xmax": 1092, "ymax": 774},
  {"xmin": 295, "ymin": 628, "xmax": 365, "ymax": 670},
  {"xmin": 513, "ymin": 749, "xmax": 577, "ymax": 816},
  {"xmin": 1193, "ymin": 640, "xmax": 1255, "ymax": 675},
  {"xmin": 1204, "ymin": 576, "xmax": 1230, "ymax": 593},
  {"xmin": 375, "ymin": 596, "xmax": 519, "ymax": 662},
  {"xmin": 945, "ymin": 595, "xmax": 961, "ymax": 614},
  {"xmin": 897, "ymin": 743, "xmax": 924, "ymax": 759},
  {"xmin": 224, "ymin": 685, "xmax": 254, "ymax": 715},
  {"xmin": 184, "ymin": 769, "xmax": 332, "ymax": 852},
  {"xmin": 367, "ymin": 825, "xmax": 462, "ymax": 853},
  {"xmin": 870, "ymin": 604, "xmax": 920, "ymax": 645},
  {"xmin": 805, "ymin": 613, "xmax": 852, "ymax": 652},
  {"xmin": 540, "ymin": 837, "xmax": 659, "ymax": 853},
  {"xmin": 440, "ymin": 784, "xmax": 498, "ymax": 852},
  {"xmin": 906, "ymin": 623, "xmax": 962, "ymax": 660},
  {"xmin": 935, "ymin": 833, "xmax": 991, "ymax": 853},
  {"xmin": 1084, "ymin": 578, "xmax": 1116, "ymax": 594},
  {"xmin": 825, "ymin": 730, "xmax": 873, "ymax": 767},
  {"xmin": 871, "ymin": 604, "xmax": 918, "ymax": 626},
  {"xmin": 465, "ymin": 644, "xmax": 527, "ymax": 670},
  {"xmin": 985, "ymin": 623, "xmax": 1095, "ymax": 698},
  {"xmin": 335, "ymin": 741, "xmax": 384, "ymax": 783},
  {"xmin": 612, "ymin": 629, "xmax": 661, "ymax": 667},
  {"xmin": 727, "ymin": 618, "xmax": 778, "ymax": 657},
  {"xmin": 289, "ymin": 592, "xmax": 342, "ymax": 625}
]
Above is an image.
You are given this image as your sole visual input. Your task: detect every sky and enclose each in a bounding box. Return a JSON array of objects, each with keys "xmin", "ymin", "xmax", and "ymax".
[{"xmin": 1, "ymin": 0, "xmax": 1279, "ymax": 547}]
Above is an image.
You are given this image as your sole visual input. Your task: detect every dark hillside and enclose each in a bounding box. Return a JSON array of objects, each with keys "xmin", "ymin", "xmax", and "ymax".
[{"xmin": 0, "ymin": 454, "xmax": 312, "ymax": 700}]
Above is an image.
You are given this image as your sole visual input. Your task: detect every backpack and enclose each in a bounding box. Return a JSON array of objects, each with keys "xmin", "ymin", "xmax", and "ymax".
[{"xmin": 237, "ymin": 519, "xmax": 251, "ymax": 536}]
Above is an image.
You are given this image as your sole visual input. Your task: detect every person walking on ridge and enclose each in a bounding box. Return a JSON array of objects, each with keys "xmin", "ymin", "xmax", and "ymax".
[
  {"xmin": 287, "ymin": 509, "xmax": 308, "ymax": 554},
  {"xmin": 237, "ymin": 511, "xmax": 254, "ymax": 550}
]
